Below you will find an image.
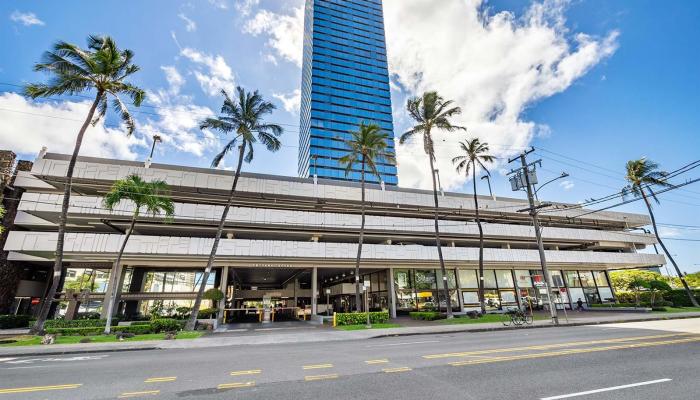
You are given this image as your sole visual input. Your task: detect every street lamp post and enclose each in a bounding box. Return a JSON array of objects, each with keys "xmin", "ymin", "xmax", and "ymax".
[
  {"xmin": 533, "ymin": 172, "xmax": 569, "ymax": 202},
  {"xmin": 144, "ymin": 134, "xmax": 162, "ymax": 169}
]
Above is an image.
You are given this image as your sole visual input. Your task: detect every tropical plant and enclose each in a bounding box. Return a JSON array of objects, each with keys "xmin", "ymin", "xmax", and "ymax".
[
  {"xmin": 622, "ymin": 158, "xmax": 699, "ymax": 307},
  {"xmin": 186, "ymin": 87, "xmax": 283, "ymax": 330},
  {"xmin": 400, "ymin": 92, "xmax": 465, "ymax": 318},
  {"xmin": 452, "ymin": 138, "xmax": 496, "ymax": 315},
  {"xmin": 608, "ymin": 269, "xmax": 664, "ymax": 293},
  {"xmin": 24, "ymin": 35, "xmax": 145, "ymax": 333},
  {"xmin": 202, "ymin": 288, "xmax": 225, "ymax": 308},
  {"xmin": 627, "ymin": 277, "xmax": 649, "ymax": 306},
  {"xmin": 101, "ymin": 174, "xmax": 174, "ymax": 333},
  {"xmin": 648, "ymin": 280, "xmax": 672, "ymax": 307},
  {"xmin": 338, "ymin": 122, "xmax": 395, "ymax": 312}
]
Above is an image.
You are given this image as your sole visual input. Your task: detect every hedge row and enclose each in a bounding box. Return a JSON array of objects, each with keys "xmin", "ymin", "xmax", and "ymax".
[
  {"xmin": 44, "ymin": 319, "xmax": 184, "ymax": 336},
  {"xmin": 664, "ymin": 289, "xmax": 700, "ymax": 307},
  {"xmin": 614, "ymin": 290, "xmax": 699, "ymax": 307},
  {"xmin": 335, "ymin": 312, "xmax": 389, "ymax": 326},
  {"xmin": 44, "ymin": 318, "xmax": 118, "ymax": 329},
  {"xmin": 409, "ymin": 312, "xmax": 444, "ymax": 321},
  {"xmin": 0, "ymin": 314, "xmax": 32, "ymax": 329}
]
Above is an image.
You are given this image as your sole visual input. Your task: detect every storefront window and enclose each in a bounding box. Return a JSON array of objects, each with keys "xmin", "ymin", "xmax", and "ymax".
[
  {"xmin": 551, "ymin": 270, "xmax": 565, "ymax": 288},
  {"xmin": 598, "ymin": 287, "xmax": 615, "ymax": 303},
  {"xmin": 416, "ymin": 290, "xmax": 438, "ymax": 310},
  {"xmin": 593, "ymin": 271, "xmax": 609, "ymax": 287},
  {"xmin": 500, "ymin": 290, "xmax": 517, "ymax": 304},
  {"xmin": 395, "ymin": 289, "xmax": 416, "ymax": 311},
  {"xmin": 142, "ymin": 271, "xmax": 213, "ymax": 293},
  {"xmin": 483, "ymin": 270, "xmax": 498, "ymax": 288},
  {"xmin": 394, "ymin": 269, "xmax": 413, "ymax": 289},
  {"xmin": 583, "ymin": 287, "xmax": 601, "ymax": 304},
  {"xmin": 63, "ymin": 267, "xmax": 110, "ymax": 293},
  {"xmin": 414, "ymin": 270, "xmax": 437, "ymax": 290},
  {"xmin": 462, "ymin": 291, "xmax": 479, "ymax": 305},
  {"xmin": 564, "ymin": 271, "xmax": 582, "ymax": 287},
  {"xmin": 579, "ymin": 271, "xmax": 596, "ymax": 287},
  {"xmin": 436, "ymin": 269, "xmax": 457, "ymax": 289},
  {"xmin": 484, "ymin": 289, "xmax": 500, "ymax": 309},
  {"xmin": 378, "ymin": 271, "xmax": 387, "ymax": 291},
  {"xmin": 458, "ymin": 269, "xmax": 478, "ymax": 288},
  {"xmin": 437, "ymin": 290, "xmax": 460, "ymax": 311},
  {"xmin": 495, "ymin": 270, "xmax": 514, "ymax": 288},
  {"xmin": 515, "ymin": 270, "xmax": 533, "ymax": 288}
]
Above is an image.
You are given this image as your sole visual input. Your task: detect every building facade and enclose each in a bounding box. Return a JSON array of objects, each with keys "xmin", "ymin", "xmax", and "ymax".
[
  {"xmin": 3, "ymin": 152, "xmax": 664, "ymax": 321},
  {"xmin": 298, "ymin": 0, "xmax": 398, "ymax": 185}
]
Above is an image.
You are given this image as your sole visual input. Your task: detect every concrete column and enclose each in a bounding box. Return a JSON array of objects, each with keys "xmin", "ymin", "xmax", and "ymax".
[
  {"xmin": 218, "ymin": 266, "xmax": 229, "ymax": 323},
  {"xmin": 100, "ymin": 262, "xmax": 120, "ymax": 319},
  {"xmin": 293, "ymin": 277, "xmax": 298, "ymax": 308},
  {"xmin": 311, "ymin": 267, "xmax": 318, "ymax": 315},
  {"xmin": 388, "ymin": 268, "xmax": 397, "ymax": 319},
  {"xmin": 454, "ymin": 268, "xmax": 464, "ymax": 312}
]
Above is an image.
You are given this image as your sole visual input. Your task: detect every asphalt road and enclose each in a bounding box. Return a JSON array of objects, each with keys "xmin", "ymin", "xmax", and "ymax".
[{"xmin": 0, "ymin": 319, "xmax": 698, "ymax": 400}]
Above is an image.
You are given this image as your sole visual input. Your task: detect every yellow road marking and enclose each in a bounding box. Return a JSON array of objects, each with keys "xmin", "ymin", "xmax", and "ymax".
[
  {"xmin": 230, "ymin": 369, "xmax": 262, "ymax": 376},
  {"xmin": 424, "ymin": 332, "xmax": 692, "ymax": 359},
  {"xmin": 118, "ymin": 390, "xmax": 160, "ymax": 398},
  {"xmin": 449, "ymin": 336, "xmax": 700, "ymax": 367},
  {"xmin": 217, "ymin": 381, "xmax": 255, "ymax": 390},
  {"xmin": 0, "ymin": 384, "xmax": 82, "ymax": 394},
  {"xmin": 305, "ymin": 373, "xmax": 339, "ymax": 381},
  {"xmin": 303, "ymin": 363, "xmax": 333, "ymax": 370},
  {"xmin": 382, "ymin": 367, "xmax": 412, "ymax": 373},
  {"xmin": 144, "ymin": 377, "xmax": 177, "ymax": 383},
  {"xmin": 365, "ymin": 359, "xmax": 389, "ymax": 364}
]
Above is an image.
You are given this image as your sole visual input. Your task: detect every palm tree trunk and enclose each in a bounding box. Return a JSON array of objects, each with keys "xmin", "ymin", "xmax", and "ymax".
[
  {"xmin": 472, "ymin": 167, "xmax": 486, "ymax": 315},
  {"xmin": 103, "ymin": 213, "xmax": 137, "ymax": 334},
  {"xmin": 354, "ymin": 157, "xmax": 366, "ymax": 312},
  {"xmin": 32, "ymin": 90, "xmax": 103, "ymax": 334},
  {"xmin": 641, "ymin": 191, "xmax": 699, "ymax": 307},
  {"xmin": 186, "ymin": 144, "xmax": 245, "ymax": 330},
  {"xmin": 428, "ymin": 153, "xmax": 453, "ymax": 318}
]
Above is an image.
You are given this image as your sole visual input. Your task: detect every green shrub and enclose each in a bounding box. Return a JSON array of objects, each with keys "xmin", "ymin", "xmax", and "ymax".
[
  {"xmin": 150, "ymin": 318, "xmax": 182, "ymax": 333},
  {"xmin": 113, "ymin": 324, "xmax": 153, "ymax": 335},
  {"xmin": 197, "ymin": 308, "xmax": 218, "ymax": 319},
  {"xmin": 45, "ymin": 327, "xmax": 104, "ymax": 336},
  {"xmin": 664, "ymin": 289, "xmax": 700, "ymax": 307},
  {"xmin": 334, "ymin": 311, "xmax": 389, "ymax": 326},
  {"xmin": 203, "ymin": 288, "xmax": 224, "ymax": 302},
  {"xmin": 0, "ymin": 314, "xmax": 32, "ymax": 329},
  {"xmin": 409, "ymin": 311, "xmax": 444, "ymax": 321},
  {"xmin": 43, "ymin": 318, "xmax": 117, "ymax": 329}
]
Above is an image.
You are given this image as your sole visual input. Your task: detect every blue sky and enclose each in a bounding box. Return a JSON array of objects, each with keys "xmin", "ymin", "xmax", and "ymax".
[{"xmin": 0, "ymin": 0, "xmax": 698, "ymax": 272}]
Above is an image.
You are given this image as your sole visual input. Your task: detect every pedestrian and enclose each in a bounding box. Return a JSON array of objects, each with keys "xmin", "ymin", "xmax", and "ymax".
[{"xmin": 576, "ymin": 298, "xmax": 584, "ymax": 312}]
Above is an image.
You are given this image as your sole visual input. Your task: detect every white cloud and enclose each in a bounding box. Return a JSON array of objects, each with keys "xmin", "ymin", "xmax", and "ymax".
[
  {"xmin": 384, "ymin": 0, "xmax": 619, "ymax": 189},
  {"xmin": 141, "ymin": 68, "xmax": 219, "ymax": 158},
  {"xmin": 658, "ymin": 227, "xmax": 681, "ymax": 238},
  {"xmin": 273, "ymin": 89, "xmax": 301, "ymax": 114},
  {"xmin": 178, "ymin": 13, "xmax": 197, "ymax": 32},
  {"xmin": 10, "ymin": 11, "xmax": 44, "ymax": 26},
  {"xmin": 209, "ymin": 0, "xmax": 228, "ymax": 10},
  {"xmin": 160, "ymin": 66, "xmax": 185, "ymax": 95},
  {"xmin": 559, "ymin": 180, "xmax": 575, "ymax": 190},
  {"xmin": 0, "ymin": 93, "xmax": 144, "ymax": 159},
  {"xmin": 235, "ymin": 0, "xmax": 260, "ymax": 16},
  {"xmin": 243, "ymin": 5, "xmax": 304, "ymax": 66},
  {"xmin": 180, "ymin": 47, "xmax": 235, "ymax": 96}
]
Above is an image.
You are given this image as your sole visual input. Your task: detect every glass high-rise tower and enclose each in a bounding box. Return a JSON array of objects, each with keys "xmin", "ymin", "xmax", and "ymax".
[{"xmin": 298, "ymin": 0, "xmax": 398, "ymax": 185}]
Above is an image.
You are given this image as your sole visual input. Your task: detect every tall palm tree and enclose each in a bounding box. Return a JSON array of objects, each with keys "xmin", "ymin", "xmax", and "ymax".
[
  {"xmin": 338, "ymin": 122, "xmax": 395, "ymax": 312},
  {"xmin": 101, "ymin": 174, "xmax": 174, "ymax": 333},
  {"xmin": 623, "ymin": 158, "xmax": 699, "ymax": 307},
  {"xmin": 452, "ymin": 138, "xmax": 496, "ymax": 315},
  {"xmin": 186, "ymin": 88, "xmax": 283, "ymax": 330},
  {"xmin": 24, "ymin": 35, "xmax": 145, "ymax": 333},
  {"xmin": 400, "ymin": 92, "xmax": 465, "ymax": 318}
]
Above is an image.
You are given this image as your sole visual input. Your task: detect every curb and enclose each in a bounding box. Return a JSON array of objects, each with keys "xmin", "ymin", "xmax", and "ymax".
[
  {"xmin": 0, "ymin": 346, "xmax": 159, "ymax": 358},
  {"xmin": 368, "ymin": 313, "xmax": 700, "ymax": 339}
]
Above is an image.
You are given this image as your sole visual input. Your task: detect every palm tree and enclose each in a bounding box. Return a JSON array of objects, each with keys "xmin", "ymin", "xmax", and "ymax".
[
  {"xmin": 400, "ymin": 92, "xmax": 465, "ymax": 318},
  {"xmin": 101, "ymin": 174, "xmax": 174, "ymax": 333},
  {"xmin": 338, "ymin": 122, "xmax": 395, "ymax": 312},
  {"xmin": 24, "ymin": 35, "xmax": 145, "ymax": 333},
  {"xmin": 186, "ymin": 88, "xmax": 283, "ymax": 330},
  {"xmin": 452, "ymin": 138, "xmax": 496, "ymax": 315},
  {"xmin": 623, "ymin": 158, "xmax": 699, "ymax": 307}
]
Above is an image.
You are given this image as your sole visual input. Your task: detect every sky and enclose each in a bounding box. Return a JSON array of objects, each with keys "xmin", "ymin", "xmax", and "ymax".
[{"xmin": 0, "ymin": 0, "xmax": 698, "ymax": 272}]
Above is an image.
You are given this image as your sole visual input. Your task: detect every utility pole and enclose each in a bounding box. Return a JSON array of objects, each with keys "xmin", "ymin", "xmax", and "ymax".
[{"xmin": 508, "ymin": 147, "xmax": 559, "ymax": 325}]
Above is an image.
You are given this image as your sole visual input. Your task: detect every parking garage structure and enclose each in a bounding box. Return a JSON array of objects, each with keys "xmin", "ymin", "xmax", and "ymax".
[{"xmin": 3, "ymin": 152, "xmax": 664, "ymax": 322}]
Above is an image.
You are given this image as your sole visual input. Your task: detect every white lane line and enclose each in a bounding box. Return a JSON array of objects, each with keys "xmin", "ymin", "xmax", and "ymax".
[
  {"xmin": 541, "ymin": 378, "xmax": 672, "ymax": 399},
  {"xmin": 0, "ymin": 358, "xmax": 17, "ymax": 362},
  {"xmin": 366, "ymin": 340, "xmax": 440, "ymax": 348}
]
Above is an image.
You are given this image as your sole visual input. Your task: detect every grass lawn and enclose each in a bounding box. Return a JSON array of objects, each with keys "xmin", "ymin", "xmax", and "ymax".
[
  {"xmin": 653, "ymin": 307, "xmax": 700, "ymax": 314},
  {"xmin": 0, "ymin": 331, "xmax": 203, "ymax": 347},
  {"xmin": 438, "ymin": 313, "xmax": 546, "ymax": 325},
  {"xmin": 335, "ymin": 323, "xmax": 402, "ymax": 331}
]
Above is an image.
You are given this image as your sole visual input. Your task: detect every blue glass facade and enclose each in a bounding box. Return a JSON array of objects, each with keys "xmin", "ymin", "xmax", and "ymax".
[{"xmin": 298, "ymin": 0, "xmax": 398, "ymax": 185}]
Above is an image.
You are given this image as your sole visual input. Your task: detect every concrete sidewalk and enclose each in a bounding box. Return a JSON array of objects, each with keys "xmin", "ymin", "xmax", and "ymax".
[{"xmin": 1, "ymin": 311, "xmax": 699, "ymax": 357}]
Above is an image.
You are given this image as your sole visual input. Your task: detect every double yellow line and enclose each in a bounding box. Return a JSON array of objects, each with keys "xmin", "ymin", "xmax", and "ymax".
[
  {"xmin": 449, "ymin": 336, "xmax": 700, "ymax": 367},
  {"xmin": 423, "ymin": 332, "xmax": 693, "ymax": 359},
  {"xmin": 0, "ymin": 383, "xmax": 82, "ymax": 395}
]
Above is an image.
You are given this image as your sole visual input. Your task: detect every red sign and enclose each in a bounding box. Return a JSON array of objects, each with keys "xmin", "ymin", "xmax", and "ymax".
[{"xmin": 31, "ymin": 297, "xmax": 40, "ymax": 305}]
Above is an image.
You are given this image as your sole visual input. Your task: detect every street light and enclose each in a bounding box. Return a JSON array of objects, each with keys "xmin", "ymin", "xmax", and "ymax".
[
  {"xmin": 533, "ymin": 172, "xmax": 569, "ymax": 201},
  {"xmin": 144, "ymin": 134, "xmax": 162, "ymax": 169}
]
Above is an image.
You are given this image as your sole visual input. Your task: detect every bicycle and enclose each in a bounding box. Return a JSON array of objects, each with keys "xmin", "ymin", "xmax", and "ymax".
[{"xmin": 502, "ymin": 308, "xmax": 533, "ymax": 326}]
